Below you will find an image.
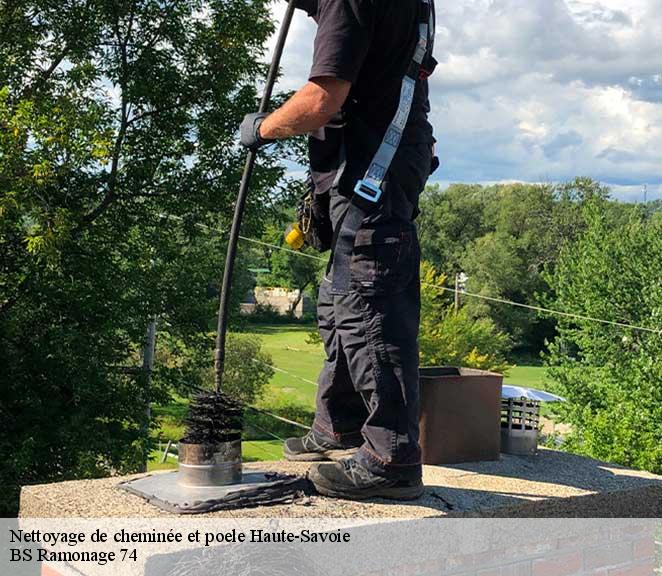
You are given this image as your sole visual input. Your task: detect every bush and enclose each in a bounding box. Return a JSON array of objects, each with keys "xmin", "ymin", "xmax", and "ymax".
[
  {"xmin": 305, "ymin": 329, "xmax": 323, "ymax": 346},
  {"xmin": 244, "ymin": 302, "xmax": 289, "ymax": 324},
  {"xmin": 216, "ymin": 334, "xmax": 275, "ymax": 405},
  {"xmin": 156, "ymin": 332, "xmax": 275, "ymax": 406},
  {"xmin": 243, "ymin": 302, "xmax": 317, "ymax": 325},
  {"xmin": 545, "ymin": 202, "xmax": 662, "ymax": 473},
  {"xmin": 419, "ymin": 262, "xmax": 512, "ymax": 374}
]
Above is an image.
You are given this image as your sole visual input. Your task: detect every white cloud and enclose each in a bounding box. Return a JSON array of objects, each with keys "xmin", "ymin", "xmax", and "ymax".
[
  {"xmin": 267, "ymin": 0, "xmax": 662, "ymax": 200},
  {"xmin": 266, "ymin": 2, "xmax": 316, "ymax": 92}
]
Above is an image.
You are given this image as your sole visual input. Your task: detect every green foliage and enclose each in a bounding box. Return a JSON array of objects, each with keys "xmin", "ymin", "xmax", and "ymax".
[
  {"xmin": 0, "ymin": 0, "xmax": 289, "ymax": 515},
  {"xmin": 243, "ymin": 303, "xmax": 315, "ymax": 324},
  {"xmin": 419, "ymin": 262, "xmax": 512, "ymax": 374},
  {"xmin": 305, "ymin": 329, "xmax": 323, "ymax": 346},
  {"xmin": 417, "ymin": 178, "xmax": 609, "ymax": 352},
  {"xmin": 255, "ymin": 223, "xmax": 325, "ymax": 311},
  {"xmin": 545, "ymin": 200, "xmax": 662, "ymax": 473},
  {"xmin": 244, "ymin": 302, "xmax": 289, "ymax": 324},
  {"xmin": 215, "ymin": 333, "xmax": 275, "ymax": 405},
  {"xmin": 417, "ymin": 183, "xmax": 490, "ymax": 274}
]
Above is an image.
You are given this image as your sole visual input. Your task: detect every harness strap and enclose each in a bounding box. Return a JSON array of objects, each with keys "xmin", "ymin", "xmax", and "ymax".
[{"xmin": 331, "ymin": 0, "xmax": 435, "ymax": 295}]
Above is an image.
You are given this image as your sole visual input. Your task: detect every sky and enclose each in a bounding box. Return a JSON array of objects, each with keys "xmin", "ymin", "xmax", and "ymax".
[{"xmin": 267, "ymin": 0, "xmax": 662, "ymax": 201}]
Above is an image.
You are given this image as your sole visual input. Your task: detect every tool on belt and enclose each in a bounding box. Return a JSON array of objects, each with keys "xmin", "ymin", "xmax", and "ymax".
[
  {"xmin": 285, "ymin": 175, "xmax": 334, "ymax": 252},
  {"xmin": 330, "ymin": 0, "xmax": 436, "ymax": 295}
]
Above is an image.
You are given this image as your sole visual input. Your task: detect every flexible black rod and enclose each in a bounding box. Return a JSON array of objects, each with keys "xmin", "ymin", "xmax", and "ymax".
[{"xmin": 214, "ymin": 0, "xmax": 298, "ymax": 391}]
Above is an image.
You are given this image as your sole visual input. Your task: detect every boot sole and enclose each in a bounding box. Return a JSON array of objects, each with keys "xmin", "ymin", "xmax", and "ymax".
[
  {"xmin": 311, "ymin": 480, "xmax": 424, "ymax": 501},
  {"xmin": 283, "ymin": 447, "xmax": 359, "ymax": 462}
]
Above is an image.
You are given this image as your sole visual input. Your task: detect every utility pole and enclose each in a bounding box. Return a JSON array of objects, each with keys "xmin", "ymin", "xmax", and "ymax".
[
  {"xmin": 454, "ymin": 273, "xmax": 461, "ymax": 312},
  {"xmin": 141, "ymin": 318, "xmax": 157, "ymax": 472},
  {"xmin": 643, "ymin": 184, "xmax": 648, "ymax": 204}
]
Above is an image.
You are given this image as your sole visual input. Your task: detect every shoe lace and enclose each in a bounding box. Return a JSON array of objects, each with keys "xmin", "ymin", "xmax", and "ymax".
[
  {"xmin": 340, "ymin": 458, "xmax": 377, "ymax": 485},
  {"xmin": 301, "ymin": 431, "xmax": 326, "ymax": 452}
]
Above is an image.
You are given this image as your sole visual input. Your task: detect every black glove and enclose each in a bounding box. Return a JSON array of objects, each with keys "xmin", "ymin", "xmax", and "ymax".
[{"xmin": 240, "ymin": 112, "xmax": 273, "ymax": 151}]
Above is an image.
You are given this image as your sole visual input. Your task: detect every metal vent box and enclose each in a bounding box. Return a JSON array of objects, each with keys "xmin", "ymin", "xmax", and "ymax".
[{"xmin": 419, "ymin": 367, "xmax": 504, "ymax": 465}]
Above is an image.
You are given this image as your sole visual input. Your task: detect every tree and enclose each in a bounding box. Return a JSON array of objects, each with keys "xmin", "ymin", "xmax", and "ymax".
[
  {"xmin": 417, "ymin": 183, "xmax": 489, "ymax": 275},
  {"xmin": 419, "ymin": 262, "xmax": 512, "ymax": 374},
  {"xmin": 0, "ymin": 0, "xmax": 289, "ymax": 515},
  {"xmin": 256, "ymin": 223, "xmax": 326, "ymax": 315},
  {"xmin": 545, "ymin": 200, "xmax": 662, "ymax": 473},
  {"xmin": 417, "ymin": 178, "xmax": 610, "ymax": 353},
  {"xmin": 156, "ymin": 331, "xmax": 274, "ymax": 405}
]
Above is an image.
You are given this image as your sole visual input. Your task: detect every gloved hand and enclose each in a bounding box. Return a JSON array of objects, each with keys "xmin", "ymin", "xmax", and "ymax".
[{"xmin": 240, "ymin": 112, "xmax": 273, "ymax": 151}]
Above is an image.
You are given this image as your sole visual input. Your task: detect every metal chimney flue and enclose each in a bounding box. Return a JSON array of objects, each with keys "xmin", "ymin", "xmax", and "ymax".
[{"xmin": 178, "ymin": 440, "xmax": 242, "ymax": 488}]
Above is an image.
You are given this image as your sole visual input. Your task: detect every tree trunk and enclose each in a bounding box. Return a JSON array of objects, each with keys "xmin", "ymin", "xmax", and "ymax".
[{"xmin": 289, "ymin": 282, "xmax": 310, "ymax": 316}]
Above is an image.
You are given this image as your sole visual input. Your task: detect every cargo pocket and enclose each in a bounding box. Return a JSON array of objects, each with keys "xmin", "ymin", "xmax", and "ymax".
[{"xmin": 349, "ymin": 222, "xmax": 416, "ymax": 296}]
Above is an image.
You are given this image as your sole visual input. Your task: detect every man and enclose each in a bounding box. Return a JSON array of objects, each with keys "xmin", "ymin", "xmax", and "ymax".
[{"xmin": 240, "ymin": 0, "xmax": 436, "ymax": 500}]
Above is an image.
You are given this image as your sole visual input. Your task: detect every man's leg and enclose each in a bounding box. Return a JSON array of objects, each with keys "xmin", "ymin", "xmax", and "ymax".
[
  {"xmin": 312, "ymin": 276, "xmax": 369, "ymax": 443},
  {"xmin": 347, "ymin": 263, "xmax": 421, "ymax": 480},
  {"xmin": 284, "ymin": 276, "xmax": 367, "ymax": 461},
  {"xmin": 310, "ymin": 220, "xmax": 424, "ymax": 499}
]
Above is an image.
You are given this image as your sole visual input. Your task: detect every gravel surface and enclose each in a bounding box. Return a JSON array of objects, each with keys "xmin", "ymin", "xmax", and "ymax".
[{"xmin": 20, "ymin": 449, "xmax": 662, "ymax": 518}]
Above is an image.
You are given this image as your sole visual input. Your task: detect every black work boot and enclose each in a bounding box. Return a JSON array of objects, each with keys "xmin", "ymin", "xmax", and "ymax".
[
  {"xmin": 309, "ymin": 457, "xmax": 424, "ymax": 501},
  {"xmin": 283, "ymin": 430, "xmax": 360, "ymax": 462}
]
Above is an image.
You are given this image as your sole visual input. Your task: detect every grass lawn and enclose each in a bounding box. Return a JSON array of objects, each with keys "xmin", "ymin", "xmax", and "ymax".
[
  {"xmin": 504, "ymin": 364, "xmax": 547, "ymax": 389},
  {"xmin": 250, "ymin": 323, "xmax": 550, "ymax": 397},
  {"xmin": 248, "ymin": 324, "xmax": 322, "ymax": 406},
  {"xmin": 149, "ymin": 323, "xmax": 552, "ymax": 471},
  {"xmin": 147, "ymin": 441, "xmax": 283, "ymax": 472}
]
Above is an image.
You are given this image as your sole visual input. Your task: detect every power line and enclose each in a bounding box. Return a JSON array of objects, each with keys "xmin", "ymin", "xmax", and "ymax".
[
  {"xmin": 246, "ymin": 420, "xmax": 285, "ymax": 442},
  {"xmin": 247, "ymin": 405, "xmax": 311, "ymax": 431},
  {"xmin": 158, "ymin": 212, "xmax": 227, "ymax": 235},
  {"xmin": 237, "ymin": 234, "xmax": 661, "ymax": 336},
  {"xmin": 253, "ymin": 357, "xmax": 319, "ymax": 387},
  {"xmin": 239, "ymin": 235, "xmax": 327, "ymax": 262},
  {"xmin": 158, "ymin": 214, "xmax": 660, "ymax": 335},
  {"xmin": 422, "ymin": 283, "xmax": 662, "ymax": 335}
]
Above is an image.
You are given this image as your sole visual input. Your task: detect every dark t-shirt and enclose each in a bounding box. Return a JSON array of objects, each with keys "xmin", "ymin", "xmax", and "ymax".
[
  {"xmin": 306, "ymin": 0, "xmax": 433, "ymax": 142},
  {"xmin": 300, "ymin": 0, "xmax": 435, "ymax": 222}
]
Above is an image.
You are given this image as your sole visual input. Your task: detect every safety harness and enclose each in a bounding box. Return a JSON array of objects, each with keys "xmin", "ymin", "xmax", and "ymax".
[{"xmin": 331, "ymin": 0, "xmax": 436, "ymax": 295}]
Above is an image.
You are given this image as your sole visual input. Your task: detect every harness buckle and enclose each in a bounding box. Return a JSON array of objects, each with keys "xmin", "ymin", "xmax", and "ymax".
[{"xmin": 354, "ymin": 180, "xmax": 383, "ymax": 203}]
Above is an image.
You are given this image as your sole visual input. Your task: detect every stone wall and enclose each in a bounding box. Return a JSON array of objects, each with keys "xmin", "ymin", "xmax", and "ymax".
[{"xmin": 241, "ymin": 287, "xmax": 314, "ymax": 319}]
